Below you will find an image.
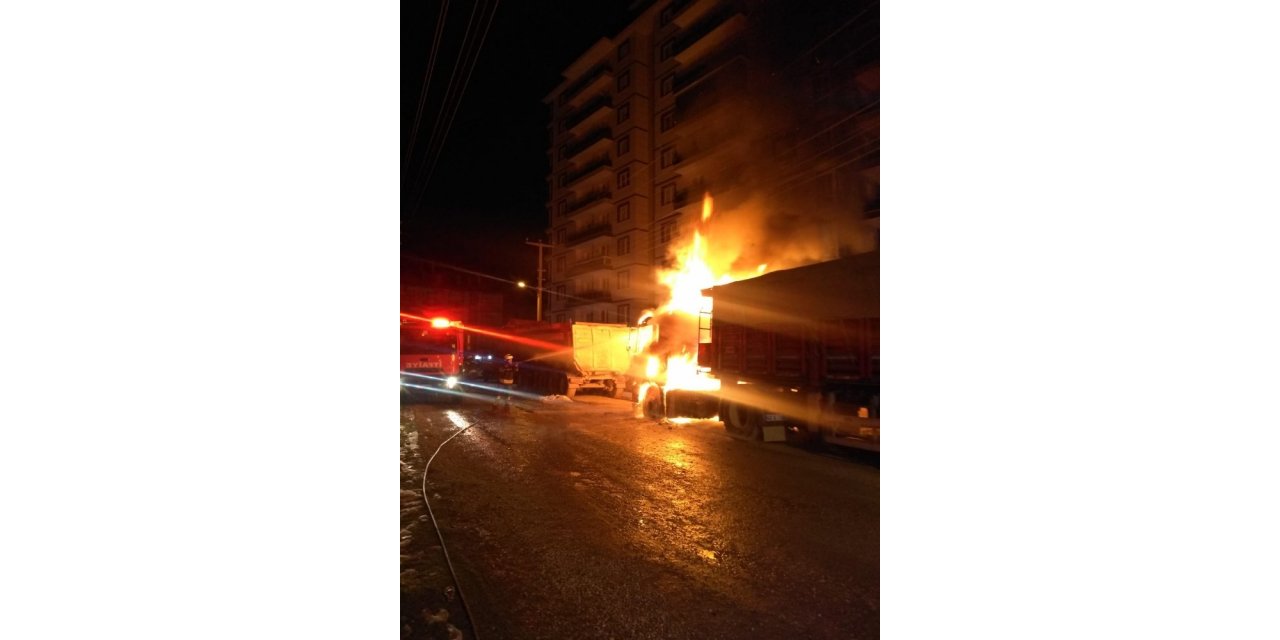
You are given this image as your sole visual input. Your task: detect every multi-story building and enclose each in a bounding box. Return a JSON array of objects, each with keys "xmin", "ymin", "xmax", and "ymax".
[{"xmin": 544, "ymin": 0, "xmax": 879, "ymax": 325}]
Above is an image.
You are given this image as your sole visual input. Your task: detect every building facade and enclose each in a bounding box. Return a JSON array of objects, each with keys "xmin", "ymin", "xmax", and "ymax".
[{"xmin": 544, "ymin": 0, "xmax": 879, "ymax": 325}]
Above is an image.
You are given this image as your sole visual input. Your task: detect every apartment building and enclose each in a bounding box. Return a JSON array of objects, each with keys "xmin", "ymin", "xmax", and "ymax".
[{"xmin": 544, "ymin": 0, "xmax": 879, "ymax": 325}]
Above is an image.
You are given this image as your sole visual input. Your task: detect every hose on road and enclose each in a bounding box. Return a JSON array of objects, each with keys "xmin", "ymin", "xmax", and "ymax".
[{"xmin": 422, "ymin": 417, "xmax": 483, "ymax": 640}]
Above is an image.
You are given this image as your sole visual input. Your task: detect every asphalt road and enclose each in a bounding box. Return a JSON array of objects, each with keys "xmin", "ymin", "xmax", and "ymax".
[{"xmin": 400, "ymin": 390, "xmax": 879, "ymax": 640}]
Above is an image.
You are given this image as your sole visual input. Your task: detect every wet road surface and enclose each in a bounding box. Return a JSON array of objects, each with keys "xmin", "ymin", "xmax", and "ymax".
[{"xmin": 400, "ymin": 392, "xmax": 878, "ymax": 639}]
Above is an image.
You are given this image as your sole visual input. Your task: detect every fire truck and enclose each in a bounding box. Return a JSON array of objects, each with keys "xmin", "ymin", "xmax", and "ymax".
[
  {"xmin": 645, "ymin": 252, "xmax": 880, "ymax": 451},
  {"xmin": 400, "ymin": 314, "xmax": 465, "ymax": 398}
]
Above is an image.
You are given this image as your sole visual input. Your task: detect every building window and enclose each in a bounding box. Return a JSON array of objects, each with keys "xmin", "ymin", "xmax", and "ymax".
[
  {"xmin": 660, "ymin": 73, "xmax": 674, "ymax": 96},
  {"xmin": 660, "ymin": 182, "xmax": 676, "ymax": 205},
  {"xmin": 617, "ymin": 70, "xmax": 631, "ymax": 92},
  {"xmin": 660, "ymin": 39, "xmax": 675, "ymax": 61},
  {"xmin": 617, "ymin": 38, "xmax": 631, "ymax": 60},
  {"xmin": 617, "ymin": 270, "xmax": 630, "ymax": 290},
  {"xmin": 660, "ymin": 5, "xmax": 673, "ymax": 26},
  {"xmin": 617, "ymin": 167, "xmax": 631, "ymax": 189},
  {"xmin": 616, "ymin": 134, "xmax": 630, "ymax": 157},
  {"xmin": 661, "ymin": 219, "xmax": 676, "ymax": 243},
  {"xmin": 660, "ymin": 109, "xmax": 676, "ymax": 132},
  {"xmin": 556, "ymin": 228, "xmax": 566, "ymax": 246},
  {"xmin": 616, "ymin": 201, "xmax": 631, "ymax": 222},
  {"xmin": 558, "ymin": 200, "xmax": 568, "ymax": 217},
  {"xmin": 617, "ymin": 101, "xmax": 631, "ymax": 124},
  {"xmin": 617, "ymin": 304, "xmax": 631, "ymax": 325},
  {"xmin": 660, "ymin": 146, "xmax": 677, "ymax": 168},
  {"xmin": 617, "ymin": 234, "xmax": 631, "ymax": 255},
  {"xmin": 556, "ymin": 256, "xmax": 566, "ymax": 274}
]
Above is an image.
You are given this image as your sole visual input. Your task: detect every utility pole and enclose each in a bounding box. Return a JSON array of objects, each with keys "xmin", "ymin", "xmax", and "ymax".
[{"xmin": 525, "ymin": 239, "xmax": 553, "ymax": 322}]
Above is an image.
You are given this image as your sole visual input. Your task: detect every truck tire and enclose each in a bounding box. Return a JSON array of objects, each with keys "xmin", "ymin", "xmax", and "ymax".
[
  {"xmin": 643, "ymin": 385, "xmax": 664, "ymax": 419},
  {"xmin": 724, "ymin": 401, "xmax": 761, "ymax": 440},
  {"xmin": 604, "ymin": 379, "xmax": 619, "ymax": 398}
]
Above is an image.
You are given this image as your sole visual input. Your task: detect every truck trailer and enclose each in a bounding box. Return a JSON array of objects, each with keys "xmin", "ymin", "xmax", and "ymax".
[
  {"xmin": 692, "ymin": 252, "xmax": 880, "ymax": 450},
  {"xmin": 496, "ymin": 320, "xmax": 635, "ymax": 399}
]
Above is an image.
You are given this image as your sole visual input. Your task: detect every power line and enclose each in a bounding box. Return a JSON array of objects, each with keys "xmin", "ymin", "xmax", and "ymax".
[
  {"xmin": 413, "ymin": 0, "xmax": 489, "ymax": 208},
  {"xmin": 421, "ymin": 0, "xmax": 501, "ymax": 197},
  {"xmin": 404, "ymin": 0, "xmax": 453, "ymax": 171}
]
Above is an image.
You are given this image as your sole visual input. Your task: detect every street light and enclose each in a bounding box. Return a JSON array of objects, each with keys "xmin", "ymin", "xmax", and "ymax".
[{"xmin": 517, "ymin": 281, "xmax": 527, "ymax": 288}]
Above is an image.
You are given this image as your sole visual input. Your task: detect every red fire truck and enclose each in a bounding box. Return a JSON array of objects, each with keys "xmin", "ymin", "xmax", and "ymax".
[{"xmin": 400, "ymin": 314, "xmax": 465, "ymax": 398}]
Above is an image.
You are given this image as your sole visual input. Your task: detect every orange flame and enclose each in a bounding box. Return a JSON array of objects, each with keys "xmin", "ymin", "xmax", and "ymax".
[{"xmin": 640, "ymin": 192, "xmax": 774, "ymax": 402}]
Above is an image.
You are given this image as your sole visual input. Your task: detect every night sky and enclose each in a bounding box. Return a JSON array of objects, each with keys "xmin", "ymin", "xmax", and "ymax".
[{"xmin": 401, "ymin": 1, "xmax": 637, "ymax": 281}]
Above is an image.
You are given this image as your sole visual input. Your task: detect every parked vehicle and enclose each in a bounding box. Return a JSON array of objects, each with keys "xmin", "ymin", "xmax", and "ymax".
[
  {"xmin": 499, "ymin": 320, "xmax": 634, "ymax": 398},
  {"xmin": 644, "ymin": 253, "xmax": 880, "ymax": 451},
  {"xmin": 400, "ymin": 315, "xmax": 465, "ymax": 398}
]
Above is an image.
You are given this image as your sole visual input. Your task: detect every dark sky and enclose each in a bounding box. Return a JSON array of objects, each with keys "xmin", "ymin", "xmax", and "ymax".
[{"xmin": 401, "ymin": 1, "xmax": 637, "ymax": 280}]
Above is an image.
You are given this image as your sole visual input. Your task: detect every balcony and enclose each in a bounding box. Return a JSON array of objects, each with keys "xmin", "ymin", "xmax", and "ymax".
[
  {"xmin": 673, "ymin": 0, "xmax": 720, "ymax": 27},
  {"xmin": 560, "ymin": 63, "xmax": 613, "ymax": 108},
  {"xmin": 612, "ymin": 249, "xmax": 649, "ymax": 268},
  {"xmin": 562, "ymin": 94, "xmax": 614, "ymax": 136},
  {"xmin": 674, "ymin": 12, "xmax": 746, "ymax": 66},
  {"xmin": 566, "ymin": 188, "xmax": 612, "ymax": 216},
  {"xmin": 563, "ymin": 126, "xmax": 612, "ymax": 161},
  {"xmin": 674, "ymin": 49, "xmax": 744, "ymax": 97},
  {"xmin": 575, "ymin": 289, "xmax": 613, "ymax": 303},
  {"xmin": 563, "ymin": 155, "xmax": 612, "ymax": 189},
  {"xmin": 864, "ymin": 197, "xmax": 880, "ymax": 220},
  {"xmin": 566, "ymin": 256, "xmax": 614, "ymax": 277},
  {"xmin": 566, "ymin": 221, "xmax": 613, "ymax": 244}
]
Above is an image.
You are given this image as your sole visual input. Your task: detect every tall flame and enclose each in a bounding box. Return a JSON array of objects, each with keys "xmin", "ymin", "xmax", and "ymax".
[{"xmin": 640, "ymin": 192, "xmax": 769, "ymax": 400}]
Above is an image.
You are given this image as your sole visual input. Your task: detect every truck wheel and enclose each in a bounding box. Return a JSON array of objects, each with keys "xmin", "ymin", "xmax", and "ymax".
[
  {"xmin": 643, "ymin": 386, "xmax": 664, "ymax": 419},
  {"xmin": 604, "ymin": 380, "xmax": 619, "ymax": 398},
  {"xmin": 724, "ymin": 402, "xmax": 761, "ymax": 440}
]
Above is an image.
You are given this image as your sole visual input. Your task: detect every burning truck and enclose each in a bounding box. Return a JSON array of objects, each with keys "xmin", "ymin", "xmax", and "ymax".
[{"xmin": 632, "ymin": 195, "xmax": 880, "ymax": 451}]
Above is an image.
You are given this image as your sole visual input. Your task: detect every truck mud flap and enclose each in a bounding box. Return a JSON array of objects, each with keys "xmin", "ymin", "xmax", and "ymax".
[{"xmin": 760, "ymin": 412, "xmax": 789, "ymax": 442}]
